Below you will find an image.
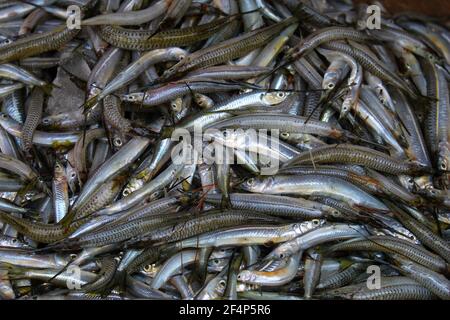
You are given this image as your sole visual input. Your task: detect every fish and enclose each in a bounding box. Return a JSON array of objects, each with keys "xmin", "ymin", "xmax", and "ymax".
[{"xmin": 0, "ymin": 0, "xmax": 448, "ymax": 301}]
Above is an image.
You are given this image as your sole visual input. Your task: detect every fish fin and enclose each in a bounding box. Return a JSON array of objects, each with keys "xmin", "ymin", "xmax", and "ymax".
[
  {"xmin": 220, "ymin": 194, "xmax": 232, "ymax": 209},
  {"xmin": 81, "ymin": 95, "xmax": 99, "ymax": 113}
]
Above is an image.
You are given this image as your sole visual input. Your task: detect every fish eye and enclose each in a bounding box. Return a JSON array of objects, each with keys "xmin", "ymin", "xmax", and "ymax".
[
  {"xmin": 144, "ymin": 264, "xmax": 152, "ymax": 272},
  {"xmin": 1, "ymin": 114, "xmax": 7, "ymax": 118},
  {"xmin": 113, "ymin": 138, "xmax": 122, "ymax": 147},
  {"xmin": 71, "ymin": 173, "xmax": 76, "ymax": 178},
  {"xmin": 313, "ymin": 219, "xmax": 320, "ymax": 225},
  {"xmin": 218, "ymin": 280, "xmax": 226, "ymax": 288},
  {"xmin": 328, "ymin": 83, "xmax": 334, "ymax": 89},
  {"xmin": 42, "ymin": 118, "xmax": 50, "ymax": 124},
  {"xmin": 277, "ymin": 92, "xmax": 285, "ymax": 98},
  {"xmin": 123, "ymin": 189, "xmax": 130, "ymax": 196},
  {"xmin": 279, "ymin": 253, "xmax": 285, "ymax": 259},
  {"xmin": 280, "ymin": 132, "xmax": 289, "ymax": 138},
  {"xmin": 246, "ymin": 178, "xmax": 255, "ymax": 186}
]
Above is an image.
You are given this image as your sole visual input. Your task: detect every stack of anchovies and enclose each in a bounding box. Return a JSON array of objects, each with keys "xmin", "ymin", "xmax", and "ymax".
[{"xmin": 0, "ymin": 0, "xmax": 449, "ymax": 301}]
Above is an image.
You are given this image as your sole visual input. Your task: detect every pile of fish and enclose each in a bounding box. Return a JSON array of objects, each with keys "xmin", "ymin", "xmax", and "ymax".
[{"xmin": 0, "ymin": 0, "xmax": 449, "ymax": 300}]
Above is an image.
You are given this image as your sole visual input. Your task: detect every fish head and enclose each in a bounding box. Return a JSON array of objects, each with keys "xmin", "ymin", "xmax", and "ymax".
[
  {"xmin": 321, "ymin": 205, "xmax": 347, "ymax": 220},
  {"xmin": 323, "ymin": 70, "xmax": 340, "ymax": 91},
  {"xmin": 161, "ymin": 57, "xmax": 188, "ymax": 81},
  {"xmin": 41, "ymin": 115, "xmax": 60, "ymax": 129},
  {"xmin": 236, "ymin": 270, "xmax": 256, "ymax": 283},
  {"xmin": 265, "ymin": 240, "xmax": 298, "ymax": 261},
  {"xmin": 207, "ymin": 258, "xmax": 228, "ymax": 272},
  {"xmin": 0, "ymin": 112, "xmax": 13, "ymax": 127},
  {"xmin": 41, "ymin": 112, "xmax": 83, "ymax": 130},
  {"xmin": 239, "ymin": 176, "xmax": 273, "ymax": 193},
  {"xmin": 294, "ymin": 219, "xmax": 326, "ymax": 235},
  {"xmin": 64, "ymin": 158, "xmax": 80, "ymax": 193},
  {"xmin": 339, "ymin": 96, "xmax": 353, "ymax": 120},
  {"xmin": 408, "ymin": 160, "xmax": 432, "ymax": 175},
  {"xmin": 437, "ymin": 141, "xmax": 450, "ymax": 172},
  {"xmin": 121, "ymin": 92, "xmax": 145, "ymax": 104},
  {"xmin": 53, "ymin": 160, "xmax": 68, "ymax": 187},
  {"xmin": 262, "ymin": 91, "xmax": 290, "ymax": 105},
  {"xmin": 122, "ymin": 177, "xmax": 144, "ymax": 197}
]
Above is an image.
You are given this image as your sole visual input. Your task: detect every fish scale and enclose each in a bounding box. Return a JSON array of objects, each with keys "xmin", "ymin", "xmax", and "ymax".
[
  {"xmin": 0, "ymin": 0, "xmax": 448, "ymax": 301},
  {"xmin": 22, "ymin": 87, "xmax": 44, "ymax": 152},
  {"xmin": 0, "ymin": 26, "xmax": 80, "ymax": 64},
  {"xmin": 98, "ymin": 16, "xmax": 237, "ymax": 51}
]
